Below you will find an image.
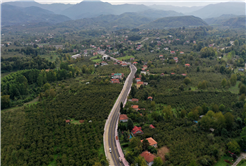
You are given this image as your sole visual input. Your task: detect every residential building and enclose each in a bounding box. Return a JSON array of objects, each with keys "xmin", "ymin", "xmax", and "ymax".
[
  {"xmin": 111, "ymin": 73, "xmax": 124, "ymax": 79},
  {"xmin": 149, "ymin": 124, "xmax": 155, "ymax": 129},
  {"xmin": 143, "ymin": 65, "xmax": 148, "ymax": 69},
  {"xmin": 101, "ymin": 61, "xmax": 108, "ymax": 66},
  {"xmin": 147, "ymin": 96, "xmax": 153, "ymax": 101},
  {"xmin": 133, "ymin": 62, "xmax": 138, "ymax": 65},
  {"xmin": 180, "ymin": 51, "xmax": 184, "ymax": 54},
  {"xmin": 173, "ymin": 57, "xmax": 178, "ymax": 63},
  {"xmin": 141, "ymin": 71, "xmax": 147, "ymax": 75},
  {"xmin": 185, "ymin": 64, "xmax": 190, "ymax": 67},
  {"xmin": 131, "ymin": 126, "xmax": 143, "ymax": 136},
  {"xmin": 128, "ymin": 98, "xmax": 139, "ymax": 102},
  {"xmin": 136, "ymin": 78, "xmax": 141, "ymax": 82},
  {"xmin": 111, "ymin": 79, "xmax": 120, "ymax": 84},
  {"xmin": 72, "ymin": 54, "xmax": 82, "ymax": 59},
  {"xmin": 119, "ymin": 114, "xmax": 128, "ymax": 122},
  {"xmin": 136, "ymin": 81, "xmax": 144, "ymax": 89},
  {"xmin": 131, "ymin": 105, "xmax": 139, "ymax": 111},
  {"xmin": 122, "ymin": 63, "xmax": 127, "ymax": 67},
  {"xmin": 140, "ymin": 151, "xmax": 156, "ymax": 166},
  {"xmin": 141, "ymin": 137, "xmax": 158, "ymax": 148},
  {"xmin": 170, "ymin": 51, "xmax": 175, "ymax": 54},
  {"xmin": 159, "ymin": 55, "xmax": 163, "ymax": 58},
  {"xmin": 160, "ymin": 73, "xmax": 165, "ymax": 76}
]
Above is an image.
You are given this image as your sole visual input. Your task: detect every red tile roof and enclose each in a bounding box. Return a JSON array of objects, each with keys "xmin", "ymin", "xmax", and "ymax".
[
  {"xmin": 140, "ymin": 151, "xmax": 156, "ymax": 163},
  {"xmin": 137, "ymin": 81, "xmax": 144, "ymax": 85},
  {"xmin": 131, "ymin": 98, "xmax": 139, "ymax": 102},
  {"xmin": 79, "ymin": 120, "xmax": 85, "ymax": 123},
  {"xmin": 159, "ymin": 55, "xmax": 163, "ymax": 57},
  {"xmin": 185, "ymin": 64, "xmax": 190, "ymax": 67},
  {"xmin": 111, "ymin": 79, "xmax": 120, "ymax": 83},
  {"xmin": 182, "ymin": 74, "xmax": 187, "ymax": 76},
  {"xmin": 132, "ymin": 126, "xmax": 143, "ymax": 135},
  {"xmin": 150, "ymin": 124, "xmax": 155, "ymax": 128},
  {"xmin": 171, "ymin": 73, "xmax": 175, "ymax": 75},
  {"xmin": 133, "ymin": 62, "xmax": 138, "ymax": 64},
  {"xmin": 120, "ymin": 114, "xmax": 128, "ymax": 120},
  {"xmin": 136, "ymin": 78, "xmax": 141, "ymax": 80},
  {"xmin": 132, "ymin": 105, "xmax": 139, "ymax": 109},
  {"xmin": 147, "ymin": 96, "xmax": 153, "ymax": 100},
  {"xmin": 141, "ymin": 137, "xmax": 157, "ymax": 146},
  {"xmin": 66, "ymin": 120, "xmax": 70, "ymax": 123}
]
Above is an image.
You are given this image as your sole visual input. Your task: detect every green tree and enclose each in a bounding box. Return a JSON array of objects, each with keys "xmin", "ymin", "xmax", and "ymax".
[
  {"xmin": 184, "ymin": 77, "xmax": 191, "ymax": 85},
  {"xmin": 240, "ymin": 84, "xmax": 246, "ymax": 94},
  {"xmin": 132, "ymin": 155, "xmax": 147, "ymax": 166},
  {"xmin": 230, "ymin": 74, "xmax": 237, "ymax": 86},
  {"xmin": 219, "ymin": 104, "xmax": 225, "ymax": 112},
  {"xmin": 153, "ymin": 157, "xmax": 163, "ymax": 166},
  {"xmin": 127, "ymin": 118, "xmax": 134, "ymax": 130},
  {"xmin": 1, "ymin": 95, "xmax": 10, "ymax": 109},
  {"xmin": 142, "ymin": 139, "xmax": 149, "ymax": 151},
  {"xmin": 221, "ymin": 78, "xmax": 227, "ymax": 88},
  {"xmin": 239, "ymin": 94, "xmax": 245, "ymax": 101},
  {"xmin": 227, "ymin": 140, "xmax": 240, "ymax": 154},
  {"xmin": 43, "ymin": 83, "xmax": 51, "ymax": 91},
  {"xmin": 214, "ymin": 112, "xmax": 225, "ymax": 130},
  {"xmin": 162, "ymin": 105, "xmax": 173, "ymax": 120},
  {"xmin": 181, "ymin": 110, "xmax": 187, "ymax": 118},
  {"xmin": 188, "ymin": 159, "xmax": 198, "ymax": 166},
  {"xmin": 199, "ymin": 116, "xmax": 213, "ymax": 131},
  {"xmin": 224, "ymin": 112, "xmax": 234, "ymax": 129}
]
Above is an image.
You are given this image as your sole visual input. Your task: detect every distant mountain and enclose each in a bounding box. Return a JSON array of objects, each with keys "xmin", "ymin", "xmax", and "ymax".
[
  {"xmin": 188, "ymin": 2, "xmax": 245, "ymax": 18},
  {"xmin": 4, "ymin": 1, "xmax": 73, "ymax": 14},
  {"xmin": 204, "ymin": 15, "xmax": 246, "ymax": 29},
  {"xmin": 149, "ymin": 5, "xmax": 203, "ymax": 14},
  {"xmin": 137, "ymin": 9, "xmax": 184, "ymax": 19},
  {"xmin": 139, "ymin": 15, "xmax": 208, "ymax": 29},
  {"xmin": 2, "ymin": 4, "xmax": 71, "ymax": 26},
  {"xmin": 56, "ymin": 12, "xmax": 153, "ymax": 30},
  {"xmin": 62, "ymin": 1, "xmax": 151, "ymax": 19}
]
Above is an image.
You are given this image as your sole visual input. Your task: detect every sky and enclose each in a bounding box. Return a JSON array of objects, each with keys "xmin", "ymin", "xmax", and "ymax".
[{"xmin": 1, "ymin": 0, "xmax": 245, "ymax": 6}]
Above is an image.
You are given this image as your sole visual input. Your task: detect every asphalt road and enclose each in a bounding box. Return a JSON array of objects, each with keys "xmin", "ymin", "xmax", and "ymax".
[{"xmin": 105, "ymin": 62, "xmax": 137, "ymax": 166}]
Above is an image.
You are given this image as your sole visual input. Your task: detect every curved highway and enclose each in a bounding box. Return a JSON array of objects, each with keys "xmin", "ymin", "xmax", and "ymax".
[{"xmin": 103, "ymin": 56, "xmax": 137, "ymax": 166}]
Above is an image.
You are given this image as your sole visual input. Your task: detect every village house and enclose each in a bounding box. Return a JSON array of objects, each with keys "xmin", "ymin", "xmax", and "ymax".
[
  {"xmin": 164, "ymin": 47, "xmax": 168, "ymax": 50},
  {"xmin": 114, "ymin": 62, "xmax": 117, "ymax": 65},
  {"xmin": 140, "ymin": 151, "xmax": 156, "ymax": 166},
  {"xmin": 182, "ymin": 74, "xmax": 187, "ymax": 76},
  {"xmin": 73, "ymin": 49, "xmax": 78, "ymax": 53},
  {"xmin": 102, "ymin": 55, "xmax": 110, "ymax": 60},
  {"xmin": 131, "ymin": 126, "xmax": 143, "ymax": 136},
  {"xmin": 131, "ymin": 105, "xmax": 139, "ymax": 111},
  {"xmin": 101, "ymin": 61, "xmax": 108, "ymax": 66},
  {"xmin": 122, "ymin": 63, "xmax": 128, "ymax": 67},
  {"xmin": 160, "ymin": 73, "xmax": 165, "ymax": 77},
  {"xmin": 130, "ymin": 57, "xmax": 135, "ymax": 61},
  {"xmin": 136, "ymin": 78, "xmax": 141, "ymax": 82},
  {"xmin": 128, "ymin": 98, "xmax": 139, "ymax": 102},
  {"xmin": 185, "ymin": 64, "xmax": 191, "ymax": 67},
  {"xmin": 119, "ymin": 114, "xmax": 128, "ymax": 122},
  {"xmin": 143, "ymin": 82, "xmax": 148, "ymax": 86},
  {"xmin": 111, "ymin": 79, "xmax": 120, "ymax": 84},
  {"xmin": 147, "ymin": 96, "xmax": 153, "ymax": 101},
  {"xmin": 171, "ymin": 73, "xmax": 175, "ymax": 75},
  {"xmin": 111, "ymin": 73, "xmax": 124, "ymax": 79},
  {"xmin": 71, "ymin": 54, "xmax": 81, "ymax": 59},
  {"xmin": 94, "ymin": 63, "xmax": 99, "ymax": 67},
  {"xmin": 136, "ymin": 81, "xmax": 144, "ymax": 89},
  {"xmin": 173, "ymin": 57, "xmax": 178, "ymax": 63},
  {"xmin": 149, "ymin": 124, "xmax": 155, "ymax": 129},
  {"xmin": 141, "ymin": 71, "xmax": 147, "ymax": 75},
  {"xmin": 180, "ymin": 51, "xmax": 184, "ymax": 54},
  {"xmin": 66, "ymin": 120, "xmax": 70, "ymax": 124},
  {"xmin": 133, "ymin": 62, "xmax": 138, "ymax": 65},
  {"xmin": 159, "ymin": 55, "xmax": 163, "ymax": 58},
  {"xmin": 141, "ymin": 137, "xmax": 158, "ymax": 148},
  {"xmin": 170, "ymin": 51, "xmax": 175, "ymax": 54}
]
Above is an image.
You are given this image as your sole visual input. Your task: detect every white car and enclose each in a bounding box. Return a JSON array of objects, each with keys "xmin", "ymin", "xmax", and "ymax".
[{"xmin": 109, "ymin": 148, "xmax": 111, "ymax": 153}]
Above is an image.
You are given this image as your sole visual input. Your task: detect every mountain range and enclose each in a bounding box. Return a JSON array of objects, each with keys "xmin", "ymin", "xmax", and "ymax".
[{"xmin": 2, "ymin": 4, "xmax": 71, "ymax": 26}]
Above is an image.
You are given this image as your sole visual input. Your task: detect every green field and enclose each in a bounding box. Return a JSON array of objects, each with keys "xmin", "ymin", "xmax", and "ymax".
[
  {"xmin": 229, "ymin": 81, "xmax": 240, "ymax": 94},
  {"xmin": 116, "ymin": 55, "xmax": 134, "ymax": 61},
  {"xmin": 214, "ymin": 155, "xmax": 234, "ymax": 166},
  {"xmin": 90, "ymin": 55, "xmax": 102, "ymax": 62}
]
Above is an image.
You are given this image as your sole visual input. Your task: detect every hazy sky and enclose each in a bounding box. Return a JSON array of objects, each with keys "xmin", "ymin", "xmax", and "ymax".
[{"xmin": 2, "ymin": 0, "xmax": 245, "ymax": 6}]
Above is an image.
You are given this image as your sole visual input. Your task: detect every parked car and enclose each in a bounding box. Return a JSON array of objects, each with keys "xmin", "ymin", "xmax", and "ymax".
[{"xmin": 109, "ymin": 148, "xmax": 111, "ymax": 153}]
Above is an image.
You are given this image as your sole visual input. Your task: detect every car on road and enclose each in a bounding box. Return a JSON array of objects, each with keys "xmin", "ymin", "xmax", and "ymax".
[
  {"xmin": 119, "ymin": 157, "xmax": 122, "ymax": 162},
  {"xmin": 109, "ymin": 148, "xmax": 111, "ymax": 153}
]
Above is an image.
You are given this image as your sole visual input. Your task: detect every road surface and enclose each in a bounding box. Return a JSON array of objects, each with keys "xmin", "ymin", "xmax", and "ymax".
[{"xmin": 103, "ymin": 57, "xmax": 136, "ymax": 166}]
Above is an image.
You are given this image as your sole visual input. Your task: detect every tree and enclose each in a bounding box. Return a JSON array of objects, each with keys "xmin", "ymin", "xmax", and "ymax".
[
  {"xmin": 199, "ymin": 116, "xmax": 213, "ymax": 131},
  {"xmin": 197, "ymin": 66, "xmax": 200, "ymax": 72},
  {"xmin": 239, "ymin": 94, "xmax": 245, "ymax": 101},
  {"xmin": 43, "ymin": 83, "xmax": 51, "ymax": 91},
  {"xmin": 240, "ymin": 84, "xmax": 246, "ymax": 94},
  {"xmin": 1, "ymin": 95, "xmax": 10, "ymax": 109},
  {"xmin": 224, "ymin": 112, "xmax": 234, "ymax": 129},
  {"xmin": 184, "ymin": 77, "xmax": 191, "ymax": 85},
  {"xmin": 188, "ymin": 159, "xmax": 198, "ymax": 166},
  {"xmin": 142, "ymin": 139, "xmax": 149, "ymax": 151},
  {"xmin": 213, "ymin": 112, "xmax": 225, "ymax": 130},
  {"xmin": 227, "ymin": 140, "xmax": 240, "ymax": 154},
  {"xmin": 127, "ymin": 118, "xmax": 134, "ymax": 130},
  {"xmin": 129, "ymin": 137, "xmax": 142, "ymax": 149},
  {"xmin": 230, "ymin": 74, "xmax": 237, "ymax": 86},
  {"xmin": 153, "ymin": 157, "xmax": 163, "ymax": 166},
  {"xmin": 181, "ymin": 110, "xmax": 187, "ymax": 118},
  {"xmin": 132, "ymin": 155, "xmax": 147, "ymax": 166},
  {"xmin": 162, "ymin": 105, "xmax": 173, "ymax": 120},
  {"xmin": 221, "ymin": 78, "xmax": 227, "ymax": 88},
  {"xmin": 219, "ymin": 104, "xmax": 225, "ymax": 112}
]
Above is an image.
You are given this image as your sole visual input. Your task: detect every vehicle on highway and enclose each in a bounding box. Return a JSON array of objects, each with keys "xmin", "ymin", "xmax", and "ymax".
[
  {"xmin": 119, "ymin": 157, "xmax": 122, "ymax": 162},
  {"xmin": 109, "ymin": 148, "xmax": 111, "ymax": 153}
]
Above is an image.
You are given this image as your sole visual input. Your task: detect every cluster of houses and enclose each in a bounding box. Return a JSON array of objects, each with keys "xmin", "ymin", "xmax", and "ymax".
[
  {"xmin": 135, "ymin": 76, "xmax": 148, "ymax": 89},
  {"xmin": 110, "ymin": 73, "xmax": 125, "ymax": 84}
]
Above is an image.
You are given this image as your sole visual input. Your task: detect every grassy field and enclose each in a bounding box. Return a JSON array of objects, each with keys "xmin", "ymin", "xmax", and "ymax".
[
  {"xmin": 229, "ymin": 81, "xmax": 240, "ymax": 94},
  {"xmin": 90, "ymin": 55, "xmax": 102, "ymax": 62},
  {"xmin": 70, "ymin": 118, "xmax": 83, "ymax": 125},
  {"xmin": 214, "ymin": 155, "xmax": 234, "ymax": 166},
  {"xmin": 2, "ymin": 97, "xmax": 39, "ymax": 112},
  {"xmin": 41, "ymin": 51, "xmax": 59, "ymax": 62},
  {"xmin": 116, "ymin": 55, "xmax": 134, "ymax": 61}
]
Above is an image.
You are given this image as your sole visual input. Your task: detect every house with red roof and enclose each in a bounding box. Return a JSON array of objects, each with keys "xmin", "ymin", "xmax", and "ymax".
[
  {"xmin": 147, "ymin": 96, "xmax": 153, "ymax": 101},
  {"xmin": 143, "ymin": 65, "xmax": 148, "ymax": 69},
  {"xmin": 185, "ymin": 64, "xmax": 190, "ymax": 67},
  {"xmin": 122, "ymin": 63, "xmax": 127, "ymax": 67},
  {"xmin": 173, "ymin": 57, "xmax": 178, "ymax": 63},
  {"xmin": 170, "ymin": 51, "xmax": 175, "ymax": 54},
  {"xmin": 119, "ymin": 114, "xmax": 128, "ymax": 122},
  {"xmin": 128, "ymin": 98, "xmax": 139, "ymax": 102},
  {"xmin": 101, "ymin": 61, "xmax": 108, "ymax": 66},
  {"xmin": 111, "ymin": 79, "xmax": 120, "ymax": 84},
  {"xmin": 160, "ymin": 73, "xmax": 165, "ymax": 77},
  {"xmin": 131, "ymin": 105, "xmax": 139, "ymax": 111},
  {"xmin": 140, "ymin": 151, "xmax": 156, "ymax": 166},
  {"xmin": 141, "ymin": 137, "xmax": 158, "ymax": 148},
  {"xmin": 130, "ymin": 57, "xmax": 135, "ymax": 61},
  {"xmin": 149, "ymin": 124, "xmax": 155, "ymax": 129},
  {"xmin": 131, "ymin": 126, "xmax": 143, "ymax": 136},
  {"xmin": 182, "ymin": 74, "xmax": 187, "ymax": 76},
  {"xmin": 159, "ymin": 55, "xmax": 163, "ymax": 58},
  {"xmin": 133, "ymin": 62, "xmax": 138, "ymax": 65},
  {"xmin": 171, "ymin": 73, "xmax": 175, "ymax": 75},
  {"xmin": 66, "ymin": 120, "xmax": 70, "ymax": 124},
  {"xmin": 136, "ymin": 81, "xmax": 144, "ymax": 89},
  {"xmin": 180, "ymin": 51, "xmax": 184, "ymax": 54},
  {"xmin": 136, "ymin": 78, "xmax": 141, "ymax": 82}
]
